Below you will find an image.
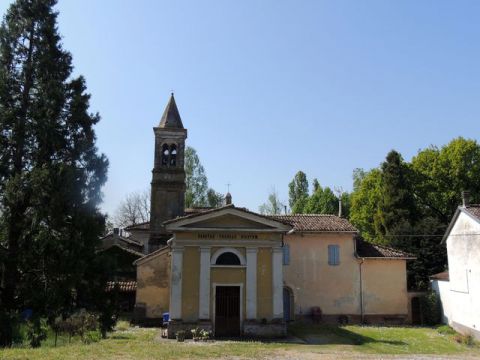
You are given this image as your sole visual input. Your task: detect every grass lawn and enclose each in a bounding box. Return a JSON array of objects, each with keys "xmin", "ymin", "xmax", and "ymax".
[{"xmin": 1, "ymin": 323, "xmax": 479, "ymax": 360}]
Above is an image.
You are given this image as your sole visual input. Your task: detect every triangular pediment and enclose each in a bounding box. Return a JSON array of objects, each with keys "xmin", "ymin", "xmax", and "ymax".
[
  {"xmin": 165, "ymin": 206, "xmax": 292, "ymax": 232},
  {"xmin": 181, "ymin": 213, "xmax": 273, "ymax": 229}
]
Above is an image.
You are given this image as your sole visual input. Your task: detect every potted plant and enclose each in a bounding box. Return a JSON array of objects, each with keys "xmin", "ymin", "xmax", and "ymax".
[
  {"xmin": 176, "ymin": 330, "xmax": 186, "ymax": 342},
  {"xmin": 191, "ymin": 327, "xmax": 201, "ymax": 341}
]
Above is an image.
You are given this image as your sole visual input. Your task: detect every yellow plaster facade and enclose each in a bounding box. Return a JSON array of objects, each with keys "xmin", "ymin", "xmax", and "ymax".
[
  {"xmin": 135, "ymin": 248, "xmax": 170, "ymax": 318},
  {"xmin": 135, "ymin": 206, "xmax": 411, "ymax": 335}
]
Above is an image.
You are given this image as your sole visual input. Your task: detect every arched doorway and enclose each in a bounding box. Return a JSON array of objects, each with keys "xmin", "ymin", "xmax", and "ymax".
[{"xmin": 283, "ymin": 287, "xmax": 294, "ymax": 322}]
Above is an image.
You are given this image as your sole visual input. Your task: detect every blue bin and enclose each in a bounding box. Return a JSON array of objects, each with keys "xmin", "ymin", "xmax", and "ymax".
[{"xmin": 162, "ymin": 312, "xmax": 170, "ymax": 323}]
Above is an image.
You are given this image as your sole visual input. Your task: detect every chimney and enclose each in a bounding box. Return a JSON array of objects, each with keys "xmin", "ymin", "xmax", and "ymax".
[
  {"xmin": 338, "ymin": 198, "xmax": 343, "ymax": 218},
  {"xmin": 462, "ymin": 191, "xmax": 470, "ymax": 207},
  {"xmin": 225, "ymin": 192, "xmax": 232, "ymax": 205}
]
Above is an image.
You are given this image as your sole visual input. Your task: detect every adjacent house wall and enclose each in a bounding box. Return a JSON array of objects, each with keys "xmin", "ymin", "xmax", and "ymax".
[
  {"xmin": 284, "ymin": 232, "xmax": 409, "ymax": 322},
  {"xmin": 362, "ymin": 259, "xmax": 408, "ymax": 316},
  {"xmin": 136, "ymin": 249, "xmax": 170, "ymax": 318},
  {"xmin": 284, "ymin": 233, "xmax": 361, "ymax": 318},
  {"xmin": 441, "ymin": 210, "xmax": 480, "ymax": 339}
]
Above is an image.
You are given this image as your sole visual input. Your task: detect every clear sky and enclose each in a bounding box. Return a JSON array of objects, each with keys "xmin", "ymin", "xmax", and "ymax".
[{"xmin": 2, "ymin": 0, "xmax": 480, "ymax": 217}]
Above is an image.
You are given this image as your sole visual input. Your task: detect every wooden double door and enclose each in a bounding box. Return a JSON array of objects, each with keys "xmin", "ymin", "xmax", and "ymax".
[{"xmin": 215, "ymin": 286, "xmax": 240, "ymax": 337}]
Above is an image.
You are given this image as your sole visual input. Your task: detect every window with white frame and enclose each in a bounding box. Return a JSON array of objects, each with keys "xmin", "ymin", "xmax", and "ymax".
[{"xmin": 328, "ymin": 245, "xmax": 340, "ymax": 266}]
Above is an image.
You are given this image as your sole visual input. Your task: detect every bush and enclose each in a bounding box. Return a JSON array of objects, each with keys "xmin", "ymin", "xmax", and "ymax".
[
  {"xmin": 454, "ymin": 333, "xmax": 475, "ymax": 346},
  {"xmin": 437, "ymin": 325, "xmax": 456, "ymax": 335},
  {"xmin": 26, "ymin": 318, "xmax": 48, "ymax": 348},
  {"xmin": 52, "ymin": 310, "xmax": 99, "ymax": 343},
  {"xmin": 420, "ymin": 291, "xmax": 441, "ymax": 325},
  {"xmin": 115, "ymin": 320, "xmax": 130, "ymax": 331},
  {"xmin": 83, "ymin": 330, "xmax": 102, "ymax": 344}
]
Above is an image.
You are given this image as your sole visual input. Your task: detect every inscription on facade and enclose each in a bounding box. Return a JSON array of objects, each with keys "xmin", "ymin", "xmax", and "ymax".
[{"xmin": 196, "ymin": 233, "xmax": 259, "ymax": 240}]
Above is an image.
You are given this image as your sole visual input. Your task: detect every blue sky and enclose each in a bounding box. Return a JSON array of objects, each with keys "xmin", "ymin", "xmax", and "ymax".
[{"xmin": 2, "ymin": 0, "xmax": 480, "ymax": 217}]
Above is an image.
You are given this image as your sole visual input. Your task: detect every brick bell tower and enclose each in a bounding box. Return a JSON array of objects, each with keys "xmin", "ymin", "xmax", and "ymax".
[{"xmin": 149, "ymin": 93, "xmax": 187, "ymax": 251}]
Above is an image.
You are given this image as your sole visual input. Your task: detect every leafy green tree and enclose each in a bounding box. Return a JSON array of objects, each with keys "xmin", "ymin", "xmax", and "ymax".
[
  {"xmin": 0, "ymin": 0, "xmax": 108, "ymax": 345},
  {"xmin": 304, "ymin": 184, "xmax": 338, "ymax": 214},
  {"xmin": 207, "ymin": 188, "xmax": 224, "ymax": 208},
  {"xmin": 411, "ymin": 137, "xmax": 480, "ymax": 222},
  {"xmin": 184, "ymin": 146, "xmax": 208, "ymax": 208},
  {"xmin": 349, "ymin": 169, "xmax": 383, "ymax": 242},
  {"xmin": 288, "ymin": 171, "xmax": 309, "ymax": 213},
  {"xmin": 259, "ymin": 188, "xmax": 285, "ymax": 215}
]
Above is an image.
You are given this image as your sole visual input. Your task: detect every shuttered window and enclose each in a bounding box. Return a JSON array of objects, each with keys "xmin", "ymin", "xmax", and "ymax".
[
  {"xmin": 283, "ymin": 245, "xmax": 290, "ymax": 265},
  {"xmin": 328, "ymin": 245, "xmax": 340, "ymax": 266}
]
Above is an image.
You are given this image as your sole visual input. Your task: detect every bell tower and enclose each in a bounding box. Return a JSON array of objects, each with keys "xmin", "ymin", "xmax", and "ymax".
[{"xmin": 149, "ymin": 93, "xmax": 187, "ymax": 251}]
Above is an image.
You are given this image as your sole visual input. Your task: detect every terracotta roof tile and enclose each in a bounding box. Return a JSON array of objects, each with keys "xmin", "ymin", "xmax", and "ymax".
[
  {"xmin": 356, "ymin": 238, "xmax": 415, "ymax": 259},
  {"xmin": 106, "ymin": 281, "xmax": 137, "ymax": 292},
  {"xmin": 271, "ymin": 214, "xmax": 357, "ymax": 232},
  {"xmin": 465, "ymin": 205, "xmax": 480, "ymax": 221}
]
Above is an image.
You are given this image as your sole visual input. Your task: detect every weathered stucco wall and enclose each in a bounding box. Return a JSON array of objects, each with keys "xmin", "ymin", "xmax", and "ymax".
[
  {"xmin": 441, "ymin": 210, "xmax": 480, "ymax": 339},
  {"xmin": 136, "ymin": 249, "xmax": 170, "ymax": 318},
  {"xmin": 257, "ymin": 247, "xmax": 273, "ymax": 319},
  {"xmin": 284, "ymin": 233, "xmax": 360, "ymax": 316},
  {"xmin": 182, "ymin": 246, "xmax": 200, "ymax": 321},
  {"xmin": 362, "ymin": 259, "xmax": 408, "ymax": 315}
]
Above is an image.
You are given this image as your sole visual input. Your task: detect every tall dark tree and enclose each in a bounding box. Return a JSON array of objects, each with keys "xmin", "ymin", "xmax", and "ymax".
[
  {"xmin": 377, "ymin": 150, "xmax": 417, "ymax": 247},
  {"xmin": 0, "ymin": 0, "xmax": 108, "ymax": 345},
  {"xmin": 288, "ymin": 171, "xmax": 309, "ymax": 213}
]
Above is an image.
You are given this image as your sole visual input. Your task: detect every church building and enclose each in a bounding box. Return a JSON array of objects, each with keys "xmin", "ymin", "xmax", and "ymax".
[{"xmin": 130, "ymin": 95, "xmax": 415, "ymax": 337}]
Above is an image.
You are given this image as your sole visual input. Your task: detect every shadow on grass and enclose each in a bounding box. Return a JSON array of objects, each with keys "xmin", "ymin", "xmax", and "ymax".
[
  {"xmin": 210, "ymin": 324, "xmax": 406, "ymax": 347},
  {"xmin": 287, "ymin": 324, "xmax": 406, "ymax": 346}
]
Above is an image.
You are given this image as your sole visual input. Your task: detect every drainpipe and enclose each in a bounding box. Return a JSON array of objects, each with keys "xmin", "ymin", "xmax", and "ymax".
[
  {"xmin": 359, "ymin": 258, "xmax": 364, "ymax": 324},
  {"xmin": 353, "ymin": 236, "xmax": 364, "ymax": 324}
]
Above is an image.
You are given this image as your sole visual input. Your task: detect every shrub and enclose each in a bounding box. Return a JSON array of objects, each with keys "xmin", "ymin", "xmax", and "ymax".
[
  {"xmin": 454, "ymin": 333, "xmax": 475, "ymax": 346},
  {"xmin": 437, "ymin": 325, "xmax": 456, "ymax": 335},
  {"xmin": 83, "ymin": 330, "xmax": 102, "ymax": 344},
  {"xmin": 52, "ymin": 310, "xmax": 99, "ymax": 343},
  {"xmin": 115, "ymin": 320, "xmax": 130, "ymax": 331},
  {"xmin": 26, "ymin": 318, "xmax": 48, "ymax": 348},
  {"xmin": 420, "ymin": 291, "xmax": 441, "ymax": 325}
]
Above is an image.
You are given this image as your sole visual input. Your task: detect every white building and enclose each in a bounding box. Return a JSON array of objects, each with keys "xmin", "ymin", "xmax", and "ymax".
[{"xmin": 432, "ymin": 193, "xmax": 480, "ymax": 339}]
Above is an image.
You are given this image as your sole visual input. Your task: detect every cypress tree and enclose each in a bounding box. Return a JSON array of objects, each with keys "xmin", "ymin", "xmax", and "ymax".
[{"xmin": 0, "ymin": 0, "xmax": 108, "ymax": 345}]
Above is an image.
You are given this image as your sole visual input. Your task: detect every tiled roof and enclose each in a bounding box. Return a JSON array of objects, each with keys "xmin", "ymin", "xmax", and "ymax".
[
  {"xmin": 126, "ymin": 208, "xmax": 358, "ymax": 233},
  {"xmin": 356, "ymin": 238, "xmax": 415, "ymax": 259},
  {"xmin": 163, "ymin": 204, "xmax": 292, "ymax": 226},
  {"xmin": 100, "ymin": 233, "xmax": 142, "ymax": 246},
  {"xmin": 271, "ymin": 214, "xmax": 357, "ymax": 232},
  {"xmin": 430, "ymin": 271, "xmax": 449, "ymax": 281},
  {"xmin": 106, "ymin": 281, "xmax": 137, "ymax": 292},
  {"xmin": 99, "ymin": 244, "xmax": 144, "ymax": 257},
  {"xmin": 465, "ymin": 205, "xmax": 480, "ymax": 221},
  {"xmin": 125, "ymin": 221, "xmax": 150, "ymax": 231}
]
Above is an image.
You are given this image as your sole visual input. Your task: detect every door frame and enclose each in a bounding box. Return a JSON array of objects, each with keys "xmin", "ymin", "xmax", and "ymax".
[{"xmin": 212, "ymin": 283, "xmax": 243, "ymax": 336}]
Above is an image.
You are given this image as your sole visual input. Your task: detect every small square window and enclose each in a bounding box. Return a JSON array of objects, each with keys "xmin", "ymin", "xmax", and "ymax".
[{"xmin": 328, "ymin": 245, "xmax": 340, "ymax": 266}]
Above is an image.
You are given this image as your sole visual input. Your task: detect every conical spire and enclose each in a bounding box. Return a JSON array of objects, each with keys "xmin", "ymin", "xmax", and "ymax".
[{"xmin": 159, "ymin": 93, "xmax": 184, "ymax": 128}]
